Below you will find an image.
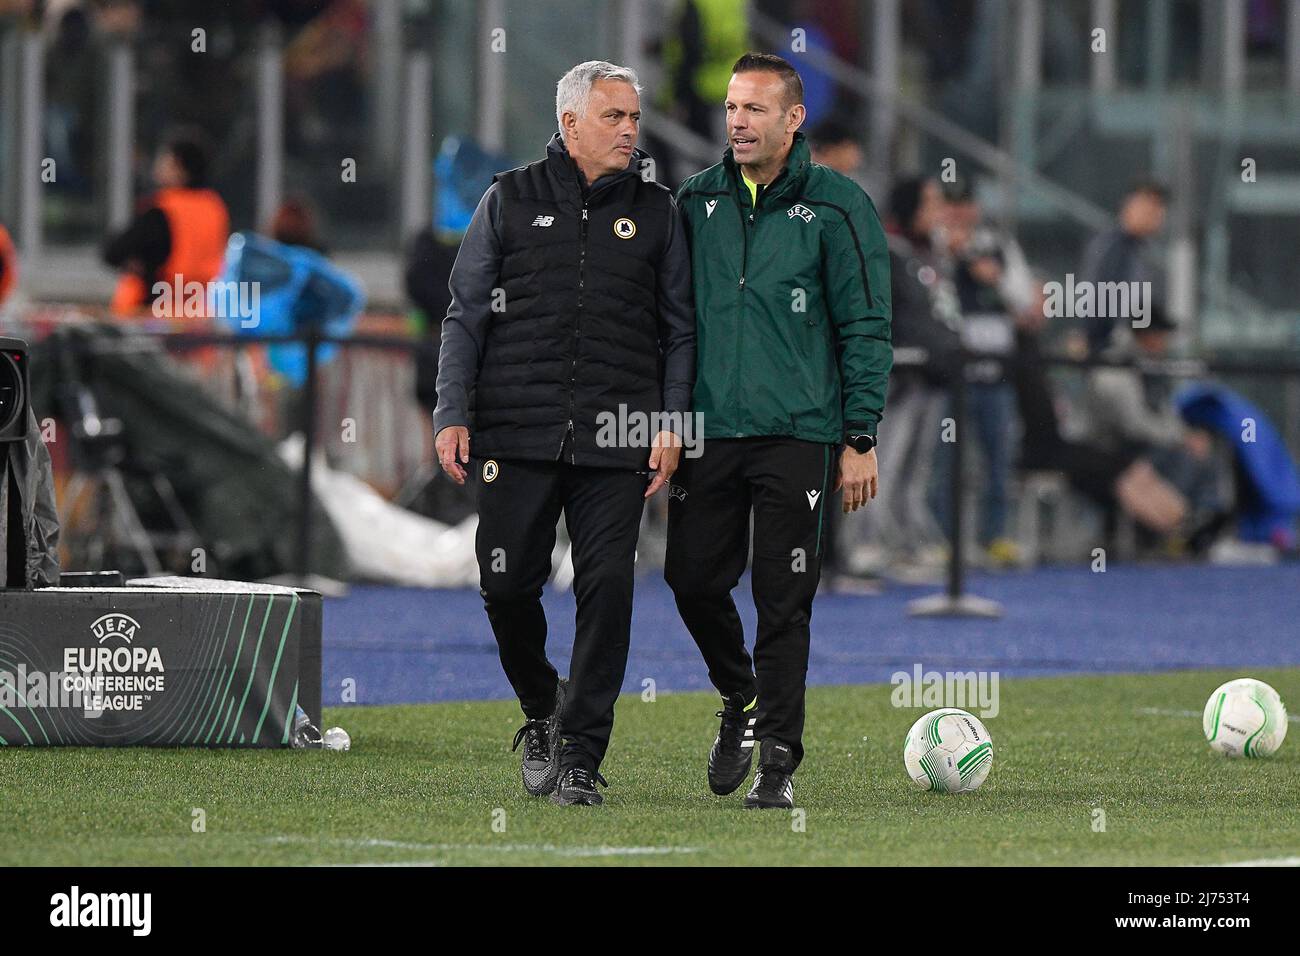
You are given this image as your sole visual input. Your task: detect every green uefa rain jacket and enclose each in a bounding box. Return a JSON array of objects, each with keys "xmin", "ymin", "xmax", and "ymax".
[{"xmin": 675, "ymin": 132, "xmax": 892, "ymax": 442}]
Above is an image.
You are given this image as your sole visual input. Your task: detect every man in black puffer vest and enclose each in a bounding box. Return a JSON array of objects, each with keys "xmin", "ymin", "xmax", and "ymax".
[{"xmin": 433, "ymin": 61, "xmax": 695, "ymax": 806}]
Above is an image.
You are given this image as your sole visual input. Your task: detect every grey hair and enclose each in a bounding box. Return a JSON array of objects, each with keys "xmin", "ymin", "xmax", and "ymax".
[{"xmin": 555, "ymin": 60, "xmax": 642, "ymax": 135}]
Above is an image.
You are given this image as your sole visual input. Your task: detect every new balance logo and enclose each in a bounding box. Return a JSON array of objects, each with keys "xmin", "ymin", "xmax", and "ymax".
[
  {"xmin": 788, "ymin": 204, "xmax": 816, "ymax": 222},
  {"xmin": 806, "ymin": 489, "xmax": 821, "ymax": 510},
  {"xmin": 705, "ymin": 199, "xmax": 718, "ymax": 218},
  {"xmin": 531, "ymin": 216, "xmax": 555, "ymax": 227}
]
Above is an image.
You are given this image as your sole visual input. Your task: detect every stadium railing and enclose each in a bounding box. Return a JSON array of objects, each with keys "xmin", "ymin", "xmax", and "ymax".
[{"xmin": 31, "ymin": 325, "xmax": 1300, "ymax": 602}]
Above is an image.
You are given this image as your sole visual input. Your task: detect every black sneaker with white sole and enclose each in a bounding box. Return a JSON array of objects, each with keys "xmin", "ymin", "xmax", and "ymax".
[
  {"xmin": 511, "ymin": 678, "xmax": 568, "ymax": 796},
  {"xmin": 743, "ymin": 740, "xmax": 795, "ymax": 809},
  {"xmin": 709, "ymin": 691, "xmax": 758, "ymax": 795},
  {"xmin": 551, "ymin": 765, "xmax": 608, "ymax": 806}
]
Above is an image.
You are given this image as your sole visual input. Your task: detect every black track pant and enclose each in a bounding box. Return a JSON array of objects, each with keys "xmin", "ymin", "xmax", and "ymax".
[
  {"xmin": 474, "ymin": 457, "xmax": 645, "ymax": 771},
  {"xmin": 664, "ymin": 438, "xmax": 834, "ymax": 770}
]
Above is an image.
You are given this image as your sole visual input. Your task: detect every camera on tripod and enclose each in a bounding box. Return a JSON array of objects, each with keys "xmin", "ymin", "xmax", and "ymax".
[{"xmin": 0, "ymin": 337, "xmax": 29, "ymax": 443}]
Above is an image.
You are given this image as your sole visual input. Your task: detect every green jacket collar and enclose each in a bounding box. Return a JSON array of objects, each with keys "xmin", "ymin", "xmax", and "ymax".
[{"xmin": 723, "ymin": 131, "xmax": 811, "ymax": 205}]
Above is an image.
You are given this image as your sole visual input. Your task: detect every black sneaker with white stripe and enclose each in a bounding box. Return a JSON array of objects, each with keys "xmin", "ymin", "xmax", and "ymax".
[
  {"xmin": 511, "ymin": 678, "xmax": 568, "ymax": 796},
  {"xmin": 743, "ymin": 740, "xmax": 795, "ymax": 809},
  {"xmin": 551, "ymin": 765, "xmax": 608, "ymax": 806},
  {"xmin": 708, "ymin": 691, "xmax": 757, "ymax": 795}
]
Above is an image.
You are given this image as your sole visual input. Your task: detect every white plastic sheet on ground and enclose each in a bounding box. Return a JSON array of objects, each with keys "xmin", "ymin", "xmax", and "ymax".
[{"xmin": 278, "ymin": 435, "xmax": 479, "ymax": 588}]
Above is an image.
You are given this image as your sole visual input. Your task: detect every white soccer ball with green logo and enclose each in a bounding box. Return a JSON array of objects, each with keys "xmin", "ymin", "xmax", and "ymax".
[
  {"xmin": 903, "ymin": 708, "xmax": 993, "ymax": 793},
  {"xmin": 1203, "ymin": 678, "xmax": 1288, "ymax": 758}
]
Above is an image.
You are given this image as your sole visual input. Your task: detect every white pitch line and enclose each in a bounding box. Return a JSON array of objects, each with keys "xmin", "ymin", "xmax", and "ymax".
[
  {"xmin": 265, "ymin": 835, "xmax": 699, "ymax": 858},
  {"xmin": 1208, "ymin": 856, "xmax": 1300, "ymax": 867},
  {"xmin": 1138, "ymin": 707, "xmax": 1300, "ymax": 723}
]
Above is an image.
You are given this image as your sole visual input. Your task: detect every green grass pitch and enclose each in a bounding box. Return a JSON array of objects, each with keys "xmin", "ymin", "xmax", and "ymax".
[{"xmin": 2, "ymin": 668, "xmax": 1297, "ymax": 866}]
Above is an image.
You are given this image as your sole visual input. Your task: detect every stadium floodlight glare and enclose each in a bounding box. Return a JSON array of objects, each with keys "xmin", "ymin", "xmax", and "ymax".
[{"xmin": 0, "ymin": 337, "xmax": 30, "ymax": 442}]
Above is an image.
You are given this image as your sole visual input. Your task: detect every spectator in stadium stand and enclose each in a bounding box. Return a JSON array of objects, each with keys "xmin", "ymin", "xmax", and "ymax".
[
  {"xmin": 808, "ymin": 116, "xmax": 893, "ymax": 208},
  {"xmin": 841, "ymin": 175, "xmax": 956, "ymax": 581},
  {"xmin": 660, "ymin": 0, "xmax": 748, "ymax": 140},
  {"xmin": 1081, "ymin": 304, "xmax": 1227, "ymax": 550},
  {"xmin": 667, "ymin": 54, "xmax": 891, "ymax": 809},
  {"xmin": 1011, "ymin": 307, "xmax": 1188, "ymax": 541},
  {"xmin": 1077, "ymin": 179, "xmax": 1168, "ymax": 356},
  {"xmin": 261, "ymin": 197, "xmax": 330, "ymax": 435},
  {"xmin": 44, "ymin": 6, "xmax": 96, "ymax": 197},
  {"xmin": 807, "ymin": 118, "xmax": 864, "ymax": 176},
  {"xmin": 268, "ymin": 197, "xmax": 327, "ymax": 255},
  {"xmin": 432, "ymin": 61, "xmax": 695, "ymax": 808},
  {"xmin": 1008, "ymin": 303, "xmax": 1201, "ymax": 548},
  {"xmin": 0, "ymin": 223, "xmax": 17, "ymax": 307},
  {"xmin": 282, "ymin": 0, "xmax": 369, "ymax": 153},
  {"xmin": 929, "ymin": 179, "xmax": 1035, "ymax": 568},
  {"xmin": 103, "ymin": 133, "xmax": 230, "ymax": 318}
]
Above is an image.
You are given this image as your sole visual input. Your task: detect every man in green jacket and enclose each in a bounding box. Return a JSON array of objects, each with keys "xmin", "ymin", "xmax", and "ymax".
[{"xmin": 665, "ymin": 53, "xmax": 892, "ymax": 809}]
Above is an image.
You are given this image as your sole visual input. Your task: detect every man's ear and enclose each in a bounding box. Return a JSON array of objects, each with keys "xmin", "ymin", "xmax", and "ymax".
[{"xmin": 787, "ymin": 103, "xmax": 806, "ymax": 135}]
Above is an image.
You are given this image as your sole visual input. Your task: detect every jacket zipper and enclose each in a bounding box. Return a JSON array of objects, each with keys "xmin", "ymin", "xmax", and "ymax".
[
  {"xmin": 559, "ymin": 167, "xmax": 627, "ymax": 463},
  {"xmin": 561, "ymin": 203, "xmax": 588, "ymax": 463},
  {"xmin": 735, "ymin": 185, "xmax": 752, "ymax": 436}
]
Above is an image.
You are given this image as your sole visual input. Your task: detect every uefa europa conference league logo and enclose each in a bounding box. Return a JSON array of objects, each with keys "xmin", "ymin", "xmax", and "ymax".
[
  {"xmin": 68, "ymin": 614, "xmax": 166, "ymax": 716},
  {"xmin": 0, "ymin": 613, "xmax": 166, "ymax": 718}
]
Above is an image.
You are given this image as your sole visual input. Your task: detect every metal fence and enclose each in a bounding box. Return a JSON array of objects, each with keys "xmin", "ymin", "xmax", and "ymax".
[{"xmin": 34, "ymin": 324, "xmax": 1300, "ymax": 616}]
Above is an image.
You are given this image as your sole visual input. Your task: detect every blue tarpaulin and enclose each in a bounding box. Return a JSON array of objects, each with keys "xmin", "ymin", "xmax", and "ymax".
[
  {"xmin": 217, "ymin": 233, "xmax": 365, "ymax": 386},
  {"xmin": 1176, "ymin": 383, "xmax": 1300, "ymax": 544}
]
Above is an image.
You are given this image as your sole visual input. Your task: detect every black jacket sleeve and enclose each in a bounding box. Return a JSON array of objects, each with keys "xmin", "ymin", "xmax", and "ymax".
[
  {"xmin": 656, "ymin": 196, "xmax": 695, "ymax": 418},
  {"xmin": 432, "ymin": 184, "xmax": 502, "ymax": 437}
]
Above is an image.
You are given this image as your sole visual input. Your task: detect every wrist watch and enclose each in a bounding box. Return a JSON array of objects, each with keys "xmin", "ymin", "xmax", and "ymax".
[{"xmin": 845, "ymin": 432, "xmax": 876, "ymax": 454}]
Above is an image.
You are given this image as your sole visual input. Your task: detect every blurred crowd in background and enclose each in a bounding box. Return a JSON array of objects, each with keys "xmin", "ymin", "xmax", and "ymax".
[{"xmin": 0, "ymin": 0, "xmax": 1297, "ymax": 586}]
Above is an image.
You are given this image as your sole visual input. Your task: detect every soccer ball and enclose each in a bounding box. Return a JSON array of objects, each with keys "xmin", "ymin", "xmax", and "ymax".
[
  {"xmin": 903, "ymin": 708, "xmax": 994, "ymax": 793},
  {"xmin": 1203, "ymin": 678, "xmax": 1288, "ymax": 758}
]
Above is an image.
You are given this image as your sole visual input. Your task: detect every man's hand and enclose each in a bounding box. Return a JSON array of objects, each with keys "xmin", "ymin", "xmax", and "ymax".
[
  {"xmin": 436, "ymin": 425, "xmax": 471, "ymax": 485},
  {"xmin": 645, "ymin": 429, "xmax": 682, "ymax": 499},
  {"xmin": 834, "ymin": 446, "xmax": 878, "ymax": 513}
]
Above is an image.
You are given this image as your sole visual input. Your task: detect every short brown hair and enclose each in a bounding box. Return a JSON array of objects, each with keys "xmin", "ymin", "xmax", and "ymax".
[
  {"xmin": 731, "ymin": 52, "xmax": 804, "ymax": 110},
  {"xmin": 1126, "ymin": 178, "xmax": 1169, "ymax": 204}
]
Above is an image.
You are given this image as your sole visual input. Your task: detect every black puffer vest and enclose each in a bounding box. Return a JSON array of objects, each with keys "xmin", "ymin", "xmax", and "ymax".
[{"xmin": 472, "ymin": 135, "xmax": 673, "ymax": 470}]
